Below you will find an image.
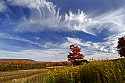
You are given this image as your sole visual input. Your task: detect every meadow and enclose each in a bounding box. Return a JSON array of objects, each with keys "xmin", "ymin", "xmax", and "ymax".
[
  {"xmin": 0, "ymin": 59, "xmax": 70, "ymax": 71},
  {"xmin": 1, "ymin": 58, "xmax": 125, "ymax": 83},
  {"xmin": 46, "ymin": 58, "xmax": 125, "ymax": 83},
  {"xmin": 0, "ymin": 59, "xmax": 70, "ymax": 82},
  {"xmin": 0, "ymin": 69, "xmax": 48, "ymax": 83}
]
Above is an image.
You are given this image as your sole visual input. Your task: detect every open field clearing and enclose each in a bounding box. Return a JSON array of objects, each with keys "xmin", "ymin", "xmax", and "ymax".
[
  {"xmin": 1, "ymin": 59, "xmax": 125, "ymax": 83},
  {"xmin": 0, "ymin": 69, "xmax": 48, "ymax": 83}
]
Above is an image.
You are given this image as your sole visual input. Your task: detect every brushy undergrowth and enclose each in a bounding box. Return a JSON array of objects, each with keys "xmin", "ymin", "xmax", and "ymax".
[{"xmin": 46, "ymin": 58, "xmax": 125, "ymax": 83}]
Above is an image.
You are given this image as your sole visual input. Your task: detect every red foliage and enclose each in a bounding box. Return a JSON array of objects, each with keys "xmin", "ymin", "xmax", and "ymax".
[
  {"xmin": 117, "ymin": 36, "xmax": 125, "ymax": 57},
  {"xmin": 68, "ymin": 44, "xmax": 84, "ymax": 65}
]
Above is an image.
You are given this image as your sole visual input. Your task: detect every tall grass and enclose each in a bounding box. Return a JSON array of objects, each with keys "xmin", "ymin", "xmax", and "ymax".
[
  {"xmin": 46, "ymin": 58, "xmax": 125, "ymax": 83},
  {"xmin": 1, "ymin": 59, "xmax": 125, "ymax": 83}
]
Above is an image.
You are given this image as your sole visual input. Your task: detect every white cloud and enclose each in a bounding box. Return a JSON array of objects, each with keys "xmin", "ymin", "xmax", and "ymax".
[
  {"xmin": 0, "ymin": 49, "xmax": 68, "ymax": 62},
  {"xmin": 65, "ymin": 37, "xmax": 118, "ymax": 54},
  {"xmin": 75, "ymin": 8, "xmax": 124, "ymax": 35},
  {"xmin": 65, "ymin": 37, "xmax": 82, "ymax": 45},
  {"xmin": 0, "ymin": 0, "xmax": 124, "ymax": 61},
  {"xmin": 93, "ymin": 8, "xmax": 125, "ymax": 34},
  {"xmin": 7, "ymin": 0, "xmax": 52, "ymax": 9},
  {"xmin": 0, "ymin": 44, "xmax": 119, "ymax": 62},
  {"xmin": 63, "ymin": 8, "xmax": 125, "ymax": 35},
  {"xmin": 0, "ymin": 1, "xmax": 6, "ymax": 12},
  {"xmin": 85, "ymin": 53, "xmax": 119, "ymax": 61},
  {"xmin": 8, "ymin": 0, "xmax": 62, "ymax": 32},
  {"xmin": 0, "ymin": 33, "xmax": 43, "ymax": 48},
  {"xmin": 0, "ymin": 36, "xmax": 120, "ymax": 61},
  {"xmin": 5, "ymin": 0, "xmax": 124, "ymax": 39},
  {"xmin": 6, "ymin": 0, "xmax": 97, "ymax": 33},
  {"xmin": 1, "ymin": 0, "xmax": 125, "ymax": 36},
  {"xmin": 64, "ymin": 10, "xmax": 98, "ymax": 35}
]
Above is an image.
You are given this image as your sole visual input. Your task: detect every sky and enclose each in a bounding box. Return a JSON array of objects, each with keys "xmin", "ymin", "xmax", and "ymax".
[{"xmin": 0, "ymin": 0, "xmax": 125, "ymax": 61}]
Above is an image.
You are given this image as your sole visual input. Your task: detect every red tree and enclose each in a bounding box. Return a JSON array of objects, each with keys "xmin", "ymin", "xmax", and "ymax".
[
  {"xmin": 117, "ymin": 36, "xmax": 125, "ymax": 57},
  {"xmin": 67, "ymin": 44, "xmax": 84, "ymax": 66}
]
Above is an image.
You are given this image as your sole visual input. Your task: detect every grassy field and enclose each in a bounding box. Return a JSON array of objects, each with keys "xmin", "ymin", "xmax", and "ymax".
[
  {"xmin": 0, "ymin": 59, "xmax": 70, "ymax": 72},
  {"xmin": 0, "ymin": 59, "xmax": 70, "ymax": 83},
  {"xmin": 1, "ymin": 58, "xmax": 125, "ymax": 83},
  {"xmin": 46, "ymin": 58, "xmax": 125, "ymax": 83},
  {"xmin": 0, "ymin": 69, "xmax": 48, "ymax": 83}
]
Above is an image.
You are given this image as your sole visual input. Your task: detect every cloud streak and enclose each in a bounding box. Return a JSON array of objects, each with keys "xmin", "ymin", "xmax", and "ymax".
[
  {"xmin": 0, "ymin": 1, "xmax": 6, "ymax": 12},
  {"xmin": 10, "ymin": 0, "xmax": 125, "ymax": 39},
  {"xmin": 0, "ymin": 33, "xmax": 44, "ymax": 48},
  {"xmin": 0, "ymin": 49, "xmax": 68, "ymax": 61},
  {"xmin": 0, "ymin": 0, "xmax": 124, "ymax": 61},
  {"xmin": 3, "ymin": 0, "xmax": 125, "ymax": 36},
  {"xmin": 93, "ymin": 8, "xmax": 125, "ymax": 34},
  {"xmin": 0, "ymin": 37, "xmax": 119, "ymax": 61},
  {"xmin": 5, "ymin": 0, "xmax": 96, "ymax": 33}
]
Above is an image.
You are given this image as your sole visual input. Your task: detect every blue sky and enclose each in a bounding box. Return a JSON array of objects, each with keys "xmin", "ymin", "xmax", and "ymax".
[{"xmin": 0, "ymin": 0, "xmax": 125, "ymax": 61}]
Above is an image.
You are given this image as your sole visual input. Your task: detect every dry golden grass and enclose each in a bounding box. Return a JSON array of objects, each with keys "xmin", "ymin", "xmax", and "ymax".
[
  {"xmin": 2, "ymin": 58, "xmax": 125, "ymax": 83},
  {"xmin": 0, "ymin": 69, "xmax": 48, "ymax": 83}
]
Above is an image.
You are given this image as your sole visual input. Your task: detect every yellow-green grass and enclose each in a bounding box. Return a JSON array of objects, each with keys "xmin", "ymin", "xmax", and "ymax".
[
  {"xmin": 1, "ymin": 58, "xmax": 125, "ymax": 83},
  {"xmin": 46, "ymin": 58, "xmax": 125, "ymax": 83}
]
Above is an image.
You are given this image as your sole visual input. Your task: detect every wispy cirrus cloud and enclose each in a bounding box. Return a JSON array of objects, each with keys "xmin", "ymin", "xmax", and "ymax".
[
  {"xmin": 6, "ymin": 0, "xmax": 96, "ymax": 33},
  {"xmin": 3, "ymin": 0, "xmax": 125, "ymax": 36},
  {"xmin": 8, "ymin": 0, "xmax": 62, "ymax": 32},
  {"xmin": 0, "ymin": 0, "xmax": 124, "ymax": 61},
  {"xmin": 64, "ymin": 37, "xmax": 118, "ymax": 54},
  {"xmin": 0, "ymin": 37, "xmax": 119, "ymax": 61},
  {"xmin": 93, "ymin": 8, "xmax": 125, "ymax": 34},
  {"xmin": 65, "ymin": 37, "xmax": 119, "ymax": 60},
  {"xmin": 0, "ymin": 0, "xmax": 124, "ymax": 35},
  {"xmin": 0, "ymin": 1, "xmax": 6, "ymax": 12},
  {"xmin": 0, "ymin": 49, "xmax": 68, "ymax": 62},
  {"xmin": 0, "ymin": 33, "xmax": 44, "ymax": 48}
]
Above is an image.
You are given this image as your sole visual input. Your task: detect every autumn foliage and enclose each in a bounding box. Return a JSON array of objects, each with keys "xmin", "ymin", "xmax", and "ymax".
[
  {"xmin": 67, "ymin": 44, "xmax": 84, "ymax": 66},
  {"xmin": 117, "ymin": 36, "xmax": 125, "ymax": 57},
  {"xmin": 0, "ymin": 59, "xmax": 70, "ymax": 71}
]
